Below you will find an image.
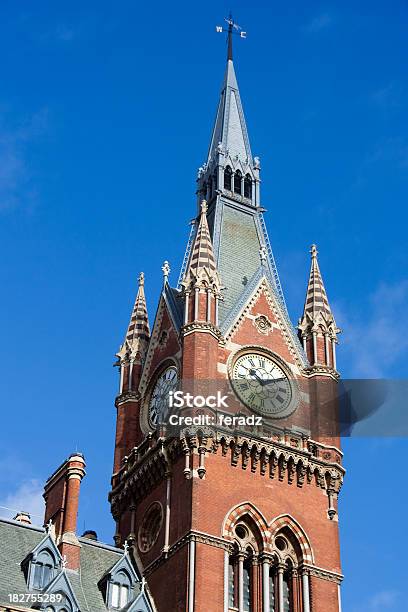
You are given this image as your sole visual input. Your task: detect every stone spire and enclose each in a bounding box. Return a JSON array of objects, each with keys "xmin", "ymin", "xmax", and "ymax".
[
  {"xmin": 298, "ymin": 245, "xmax": 340, "ymax": 369},
  {"xmin": 181, "ymin": 200, "xmax": 222, "ymax": 326},
  {"xmin": 117, "ymin": 272, "xmax": 150, "ymax": 369}
]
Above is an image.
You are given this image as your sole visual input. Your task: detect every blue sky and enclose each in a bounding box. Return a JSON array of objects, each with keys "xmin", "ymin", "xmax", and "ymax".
[{"xmin": 0, "ymin": 1, "xmax": 407, "ymax": 610}]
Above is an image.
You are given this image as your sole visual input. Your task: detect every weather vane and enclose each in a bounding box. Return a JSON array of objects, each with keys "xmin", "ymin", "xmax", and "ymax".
[{"xmin": 216, "ymin": 15, "xmax": 247, "ymax": 60}]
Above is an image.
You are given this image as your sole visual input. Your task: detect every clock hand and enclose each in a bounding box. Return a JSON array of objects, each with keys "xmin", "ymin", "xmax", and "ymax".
[{"xmin": 249, "ymin": 369, "xmax": 269, "ymax": 386}]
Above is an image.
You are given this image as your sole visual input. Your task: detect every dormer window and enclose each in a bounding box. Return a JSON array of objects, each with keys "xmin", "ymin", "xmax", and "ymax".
[
  {"xmin": 110, "ymin": 570, "xmax": 131, "ymax": 609},
  {"xmin": 33, "ymin": 550, "xmax": 55, "ymax": 588},
  {"xmin": 224, "ymin": 166, "xmax": 232, "ymax": 191},
  {"xmin": 234, "ymin": 170, "xmax": 242, "ymax": 194},
  {"xmin": 22, "ymin": 535, "xmax": 60, "ymax": 593}
]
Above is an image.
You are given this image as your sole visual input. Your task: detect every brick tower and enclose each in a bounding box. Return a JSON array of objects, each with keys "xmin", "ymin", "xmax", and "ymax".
[{"xmin": 110, "ymin": 21, "xmax": 344, "ymax": 612}]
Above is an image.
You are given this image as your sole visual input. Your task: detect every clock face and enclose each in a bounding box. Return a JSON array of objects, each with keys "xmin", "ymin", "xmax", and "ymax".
[
  {"xmin": 231, "ymin": 352, "xmax": 294, "ymax": 417},
  {"xmin": 149, "ymin": 365, "xmax": 178, "ymax": 426}
]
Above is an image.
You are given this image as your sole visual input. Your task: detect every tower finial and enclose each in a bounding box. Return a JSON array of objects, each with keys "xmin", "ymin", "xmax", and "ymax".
[
  {"xmin": 310, "ymin": 244, "xmax": 318, "ymax": 258},
  {"xmin": 216, "ymin": 15, "xmax": 246, "ymax": 64},
  {"xmin": 201, "ymin": 199, "xmax": 208, "ymax": 215},
  {"xmin": 138, "ymin": 271, "xmax": 145, "ymax": 286},
  {"xmin": 227, "ymin": 13, "xmax": 233, "ymax": 61},
  {"xmin": 162, "ymin": 260, "xmax": 170, "ymax": 281}
]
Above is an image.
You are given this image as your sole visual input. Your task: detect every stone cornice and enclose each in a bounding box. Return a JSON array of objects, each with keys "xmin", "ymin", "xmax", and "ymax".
[
  {"xmin": 305, "ymin": 564, "xmax": 344, "ymax": 585},
  {"xmin": 181, "ymin": 321, "xmax": 223, "ymax": 342},
  {"xmin": 115, "ymin": 390, "xmax": 140, "ymax": 407},
  {"xmin": 304, "ymin": 365, "xmax": 340, "ymax": 380},
  {"xmin": 109, "ymin": 428, "xmax": 344, "ymax": 517}
]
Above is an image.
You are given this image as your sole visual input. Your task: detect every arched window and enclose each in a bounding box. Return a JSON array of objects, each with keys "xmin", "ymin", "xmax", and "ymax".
[
  {"xmin": 110, "ymin": 570, "xmax": 131, "ymax": 609},
  {"xmin": 33, "ymin": 549, "xmax": 55, "ymax": 589},
  {"xmin": 228, "ymin": 521, "xmax": 260, "ymax": 611},
  {"xmin": 224, "ymin": 166, "xmax": 232, "ymax": 191},
  {"xmin": 244, "ymin": 174, "xmax": 252, "ymax": 199},
  {"xmin": 234, "ymin": 170, "xmax": 242, "ymax": 194},
  {"xmin": 213, "ymin": 172, "xmax": 218, "ymax": 191}
]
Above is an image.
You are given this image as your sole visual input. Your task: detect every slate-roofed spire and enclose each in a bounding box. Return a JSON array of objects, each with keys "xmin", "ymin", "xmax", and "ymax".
[
  {"xmin": 303, "ymin": 245, "xmax": 332, "ymax": 321},
  {"xmin": 183, "ymin": 201, "xmax": 221, "ymax": 291},
  {"xmin": 118, "ymin": 272, "xmax": 150, "ymax": 361},
  {"xmin": 182, "ymin": 200, "xmax": 222, "ymax": 327},
  {"xmin": 206, "ymin": 33, "xmax": 252, "ymax": 166},
  {"xmin": 298, "ymin": 245, "xmax": 340, "ymax": 369}
]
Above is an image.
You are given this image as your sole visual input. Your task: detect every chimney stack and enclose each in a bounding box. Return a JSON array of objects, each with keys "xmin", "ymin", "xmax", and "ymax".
[
  {"xmin": 13, "ymin": 511, "xmax": 32, "ymax": 525},
  {"xmin": 43, "ymin": 453, "xmax": 86, "ymax": 570}
]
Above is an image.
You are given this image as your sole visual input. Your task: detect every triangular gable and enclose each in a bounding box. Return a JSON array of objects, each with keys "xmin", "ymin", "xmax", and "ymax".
[
  {"xmin": 43, "ymin": 569, "xmax": 81, "ymax": 612},
  {"xmin": 23, "ymin": 533, "xmax": 61, "ymax": 565},
  {"xmin": 139, "ymin": 293, "xmax": 181, "ymax": 395},
  {"xmin": 101, "ymin": 551, "xmax": 139, "ymax": 584},
  {"xmin": 127, "ymin": 589, "xmax": 155, "ymax": 611},
  {"xmin": 221, "ymin": 268, "xmax": 308, "ymax": 369}
]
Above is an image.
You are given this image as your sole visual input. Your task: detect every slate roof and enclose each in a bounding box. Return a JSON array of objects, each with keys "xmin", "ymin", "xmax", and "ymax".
[
  {"xmin": 302, "ymin": 244, "xmax": 333, "ymax": 321},
  {"xmin": 207, "ymin": 55, "xmax": 252, "ymax": 166},
  {"xmin": 117, "ymin": 272, "xmax": 150, "ymax": 360},
  {"xmin": 0, "ymin": 518, "xmax": 154, "ymax": 611}
]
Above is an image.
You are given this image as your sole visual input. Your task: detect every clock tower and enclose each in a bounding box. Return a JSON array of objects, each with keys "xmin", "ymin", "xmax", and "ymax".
[{"xmin": 109, "ymin": 23, "xmax": 344, "ymax": 612}]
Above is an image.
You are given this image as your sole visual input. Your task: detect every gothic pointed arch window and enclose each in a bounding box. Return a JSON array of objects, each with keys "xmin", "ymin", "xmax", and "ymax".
[
  {"xmin": 244, "ymin": 174, "xmax": 252, "ymax": 199},
  {"xmin": 224, "ymin": 166, "xmax": 232, "ymax": 191},
  {"xmin": 234, "ymin": 169, "xmax": 242, "ymax": 194},
  {"xmin": 227, "ymin": 518, "xmax": 262, "ymax": 611}
]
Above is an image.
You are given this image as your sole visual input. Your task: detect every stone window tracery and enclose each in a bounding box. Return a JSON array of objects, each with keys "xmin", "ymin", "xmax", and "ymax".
[{"xmin": 225, "ymin": 510, "xmax": 311, "ymax": 612}]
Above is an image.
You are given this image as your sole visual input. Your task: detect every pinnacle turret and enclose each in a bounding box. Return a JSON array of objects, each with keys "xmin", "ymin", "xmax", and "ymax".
[
  {"xmin": 298, "ymin": 245, "xmax": 340, "ymax": 369},
  {"xmin": 181, "ymin": 200, "xmax": 222, "ymax": 327},
  {"xmin": 117, "ymin": 272, "xmax": 150, "ymax": 362}
]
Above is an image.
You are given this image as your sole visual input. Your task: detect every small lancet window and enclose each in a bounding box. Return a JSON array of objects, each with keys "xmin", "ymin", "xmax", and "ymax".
[
  {"xmin": 269, "ymin": 566, "xmax": 276, "ymax": 610},
  {"xmin": 224, "ymin": 166, "xmax": 232, "ymax": 191},
  {"xmin": 243, "ymin": 554, "xmax": 252, "ymax": 611},
  {"xmin": 244, "ymin": 174, "xmax": 252, "ymax": 199},
  {"xmin": 234, "ymin": 170, "xmax": 242, "ymax": 194},
  {"xmin": 228, "ymin": 555, "xmax": 236, "ymax": 608},
  {"xmin": 283, "ymin": 571, "xmax": 292, "ymax": 612}
]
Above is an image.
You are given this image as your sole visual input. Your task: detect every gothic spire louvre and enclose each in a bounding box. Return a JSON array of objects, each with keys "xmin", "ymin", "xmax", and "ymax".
[{"xmin": 117, "ymin": 272, "xmax": 150, "ymax": 361}]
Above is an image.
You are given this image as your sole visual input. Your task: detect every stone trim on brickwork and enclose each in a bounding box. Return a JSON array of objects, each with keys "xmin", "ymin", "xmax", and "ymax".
[{"xmin": 110, "ymin": 429, "xmax": 344, "ymax": 522}]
